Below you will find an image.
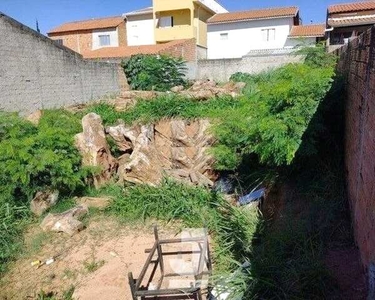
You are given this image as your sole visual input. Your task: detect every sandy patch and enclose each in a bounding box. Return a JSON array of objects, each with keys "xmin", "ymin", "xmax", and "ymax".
[{"xmin": 0, "ymin": 216, "xmax": 179, "ymax": 300}]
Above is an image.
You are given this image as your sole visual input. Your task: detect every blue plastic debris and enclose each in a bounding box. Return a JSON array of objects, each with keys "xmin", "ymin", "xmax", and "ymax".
[{"xmin": 238, "ymin": 188, "xmax": 266, "ymax": 206}]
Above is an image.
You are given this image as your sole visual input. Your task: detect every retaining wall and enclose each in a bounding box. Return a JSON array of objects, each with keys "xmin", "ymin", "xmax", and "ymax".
[{"xmin": 0, "ymin": 12, "xmax": 124, "ymax": 114}]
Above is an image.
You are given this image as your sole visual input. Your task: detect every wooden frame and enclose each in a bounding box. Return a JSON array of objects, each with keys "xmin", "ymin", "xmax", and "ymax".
[{"xmin": 128, "ymin": 226, "xmax": 212, "ymax": 300}]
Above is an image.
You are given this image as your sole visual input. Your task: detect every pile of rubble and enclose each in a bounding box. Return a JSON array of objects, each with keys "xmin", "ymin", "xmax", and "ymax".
[{"xmin": 171, "ymin": 80, "xmax": 246, "ymax": 100}]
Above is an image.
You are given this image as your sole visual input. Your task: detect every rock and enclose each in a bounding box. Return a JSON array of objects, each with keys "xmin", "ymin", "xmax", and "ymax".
[
  {"xmin": 40, "ymin": 205, "xmax": 89, "ymax": 236},
  {"xmin": 113, "ymin": 119, "xmax": 216, "ymax": 186},
  {"xmin": 106, "ymin": 123, "xmax": 140, "ymax": 153},
  {"xmin": 181, "ymin": 90, "xmax": 216, "ymax": 100},
  {"xmin": 75, "ymin": 113, "xmax": 118, "ymax": 188},
  {"xmin": 26, "ymin": 110, "xmax": 43, "ymax": 125},
  {"xmin": 117, "ymin": 124, "xmax": 171, "ymax": 185},
  {"xmin": 234, "ymin": 82, "xmax": 247, "ymax": 92},
  {"xmin": 75, "ymin": 197, "xmax": 113, "ymax": 209},
  {"xmin": 171, "ymin": 85, "xmax": 185, "ymax": 93},
  {"xmin": 30, "ymin": 190, "xmax": 59, "ymax": 216}
]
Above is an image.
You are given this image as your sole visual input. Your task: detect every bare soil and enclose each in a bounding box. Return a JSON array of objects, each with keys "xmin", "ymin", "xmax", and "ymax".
[{"xmin": 0, "ymin": 216, "xmax": 179, "ymax": 300}]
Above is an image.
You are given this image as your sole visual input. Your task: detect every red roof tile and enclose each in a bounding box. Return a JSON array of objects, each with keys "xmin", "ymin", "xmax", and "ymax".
[
  {"xmin": 328, "ymin": 1, "xmax": 375, "ymax": 14},
  {"xmin": 48, "ymin": 16, "xmax": 124, "ymax": 34},
  {"xmin": 289, "ymin": 24, "xmax": 326, "ymax": 38},
  {"xmin": 207, "ymin": 6, "xmax": 299, "ymax": 24},
  {"xmin": 328, "ymin": 15, "xmax": 375, "ymax": 27}
]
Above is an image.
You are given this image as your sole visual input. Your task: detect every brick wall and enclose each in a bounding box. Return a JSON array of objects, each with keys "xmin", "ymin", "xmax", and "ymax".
[
  {"xmin": 117, "ymin": 21, "xmax": 127, "ymax": 47},
  {"xmin": 49, "ymin": 30, "xmax": 92, "ymax": 54},
  {"xmin": 336, "ymin": 27, "xmax": 375, "ymax": 272},
  {"xmin": 160, "ymin": 39, "xmax": 198, "ymax": 62},
  {"xmin": 0, "ymin": 13, "xmax": 124, "ymax": 114}
]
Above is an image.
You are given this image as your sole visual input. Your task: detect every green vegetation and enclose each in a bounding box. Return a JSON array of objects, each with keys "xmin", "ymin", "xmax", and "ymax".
[
  {"xmin": 92, "ymin": 56, "xmax": 335, "ymax": 169},
  {"xmin": 83, "ymin": 258, "xmax": 105, "ymax": 273},
  {"xmin": 122, "ymin": 54, "xmax": 187, "ymax": 91},
  {"xmin": 93, "ymin": 179, "xmax": 258, "ymax": 273},
  {"xmin": 0, "ymin": 110, "xmax": 90, "ymax": 274},
  {"xmin": 1, "ymin": 47, "xmax": 342, "ymax": 299}
]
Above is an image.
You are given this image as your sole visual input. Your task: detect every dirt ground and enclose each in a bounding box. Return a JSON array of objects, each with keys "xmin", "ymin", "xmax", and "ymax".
[{"xmin": 0, "ymin": 216, "xmax": 185, "ymax": 300}]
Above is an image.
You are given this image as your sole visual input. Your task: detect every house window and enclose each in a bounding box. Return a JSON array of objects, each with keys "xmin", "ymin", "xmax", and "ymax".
[
  {"xmin": 160, "ymin": 16, "xmax": 174, "ymax": 28},
  {"xmin": 55, "ymin": 39, "xmax": 63, "ymax": 46},
  {"xmin": 220, "ymin": 33, "xmax": 229, "ymax": 40},
  {"xmin": 99, "ymin": 34, "xmax": 111, "ymax": 46},
  {"xmin": 261, "ymin": 28, "xmax": 276, "ymax": 42}
]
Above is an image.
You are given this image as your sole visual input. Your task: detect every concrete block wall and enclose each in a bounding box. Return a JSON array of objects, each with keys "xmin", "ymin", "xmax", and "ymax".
[
  {"xmin": 336, "ymin": 27, "xmax": 375, "ymax": 273},
  {"xmin": 194, "ymin": 53, "xmax": 303, "ymax": 82},
  {"xmin": 0, "ymin": 13, "xmax": 123, "ymax": 114}
]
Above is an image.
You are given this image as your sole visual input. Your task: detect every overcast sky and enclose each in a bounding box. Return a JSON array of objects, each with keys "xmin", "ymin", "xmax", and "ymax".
[{"xmin": 0, "ymin": 0, "xmax": 369, "ymax": 34}]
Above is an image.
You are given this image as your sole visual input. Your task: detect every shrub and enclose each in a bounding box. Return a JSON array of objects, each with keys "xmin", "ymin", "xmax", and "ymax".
[
  {"xmin": 216, "ymin": 63, "xmax": 335, "ymax": 168},
  {"xmin": 91, "ymin": 61, "xmax": 335, "ymax": 169},
  {"xmin": 122, "ymin": 54, "xmax": 187, "ymax": 91},
  {"xmin": 0, "ymin": 110, "xmax": 90, "ymax": 273},
  {"xmin": 296, "ymin": 42, "xmax": 337, "ymax": 68}
]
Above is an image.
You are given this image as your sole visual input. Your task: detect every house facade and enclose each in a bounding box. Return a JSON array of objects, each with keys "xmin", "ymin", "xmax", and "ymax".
[
  {"xmin": 287, "ymin": 24, "xmax": 326, "ymax": 47},
  {"xmin": 326, "ymin": 1, "xmax": 375, "ymax": 51},
  {"xmin": 207, "ymin": 7, "xmax": 326, "ymax": 59},
  {"xmin": 152, "ymin": 0, "xmax": 227, "ymax": 48},
  {"xmin": 48, "ymin": 17, "xmax": 127, "ymax": 54},
  {"xmin": 207, "ymin": 7, "xmax": 300, "ymax": 59},
  {"xmin": 124, "ymin": 7, "xmax": 155, "ymax": 46}
]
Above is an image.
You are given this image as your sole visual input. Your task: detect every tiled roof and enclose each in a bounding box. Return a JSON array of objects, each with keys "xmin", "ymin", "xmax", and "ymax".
[
  {"xmin": 328, "ymin": 15, "xmax": 375, "ymax": 27},
  {"xmin": 289, "ymin": 24, "xmax": 326, "ymax": 38},
  {"xmin": 328, "ymin": 1, "xmax": 375, "ymax": 14},
  {"xmin": 82, "ymin": 39, "xmax": 191, "ymax": 59},
  {"xmin": 48, "ymin": 16, "xmax": 124, "ymax": 34},
  {"xmin": 207, "ymin": 6, "xmax": 299, "ymax": 24}
]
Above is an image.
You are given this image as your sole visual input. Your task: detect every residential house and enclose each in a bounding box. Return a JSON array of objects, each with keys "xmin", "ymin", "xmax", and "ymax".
[
  {"xmin": 48, "ymin": 16, "xmax": 127, "ymax": 54},
  {"xmin": 326, "ymin": 1, "xmax": 375, "ymax": 51},
  {"xmin": 287, "ymin": 24, "xmax": 326, "ymax": 47},
  {"xmin": 206, "ymin": 7, "xmax": 301, "ymax": 59},
  {"xmin": 152, "ymin": 0, "xmax": 227, "ymax": 50},
  {"xmin": 124, "ymin": 7, "xmax": 155, "ymax": 46}
]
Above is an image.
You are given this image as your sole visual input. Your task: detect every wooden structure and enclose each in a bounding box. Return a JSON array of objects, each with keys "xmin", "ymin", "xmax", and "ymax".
[{"xmin": 128, "ymin": 226, "xmax": 212, "ymax": 299}]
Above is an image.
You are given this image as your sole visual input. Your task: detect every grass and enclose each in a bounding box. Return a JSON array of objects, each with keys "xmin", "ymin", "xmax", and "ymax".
[
  {"xmin": 83, "ymin": 258, "xmax": 105, "ymax": 273},
  {"xmin": 36, "ymin": 286, "xmax": 75, "ymax": 300},
  {"xmin": 86, "ymin": 94, "xmax": 238, "ymax": 126},
  {"xmin": 89, "ymin": 179, "xmax": 259, "ymax": 274},
  {"xmin": 28, "ymin": 232, "xmax": 53, "ymax": 255}
]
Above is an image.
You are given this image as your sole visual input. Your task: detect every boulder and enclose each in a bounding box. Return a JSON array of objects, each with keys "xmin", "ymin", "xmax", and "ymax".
[
  {"xmin": 171, "ymin": 85, "xmax": 185, "ymax": 93},
  {"xmin": 75, "ymin": 197, "xmax": 113, "ymax": 209},
  {"xmin": 108, "ymin": 119, "xmax": 216, "ymax": 186},
  {"xmin": 40, "ymin": 205, "xmax": 89, "ymax": 236},
  {"xmin": 30, "ymin": 190, "xmax": 59, "ymax": 216},
  {"xmin": 75, "ymin": 113, "xmax": 118, "ymax": 188},
  {"xmin": 26, "ymin": 110, "xmax": 43, "ymax": 125},
  {"xmin": 106, "ymin": 123, "xmax": 140, "ymax": 153},
  {"xmin": 117, "ymin": 124, "xmax": 171, "ymax": 185}
]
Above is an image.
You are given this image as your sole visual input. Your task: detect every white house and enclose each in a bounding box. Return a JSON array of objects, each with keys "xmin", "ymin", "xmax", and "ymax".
[
  {"xmin": 207, "ymin": 7, "xmax": 325, "ymax": 59},
  {"xmin": 287, "ymin": 24, "xmax": 326, "ymax": 48},
  {"xmin": 124, "ymin": 7, "xmax": 155, "ymax": 46}
]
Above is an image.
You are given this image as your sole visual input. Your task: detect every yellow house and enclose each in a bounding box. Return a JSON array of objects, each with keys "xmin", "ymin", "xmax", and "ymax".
[{"xmin": 152, "ymin": 0, "xmax": 227, "ymax": 48}]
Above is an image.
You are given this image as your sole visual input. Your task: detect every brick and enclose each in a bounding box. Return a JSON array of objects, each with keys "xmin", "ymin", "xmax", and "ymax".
[{"xmin": 338, "ymin": 26, "xmax": 375, "ymax": 269}]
